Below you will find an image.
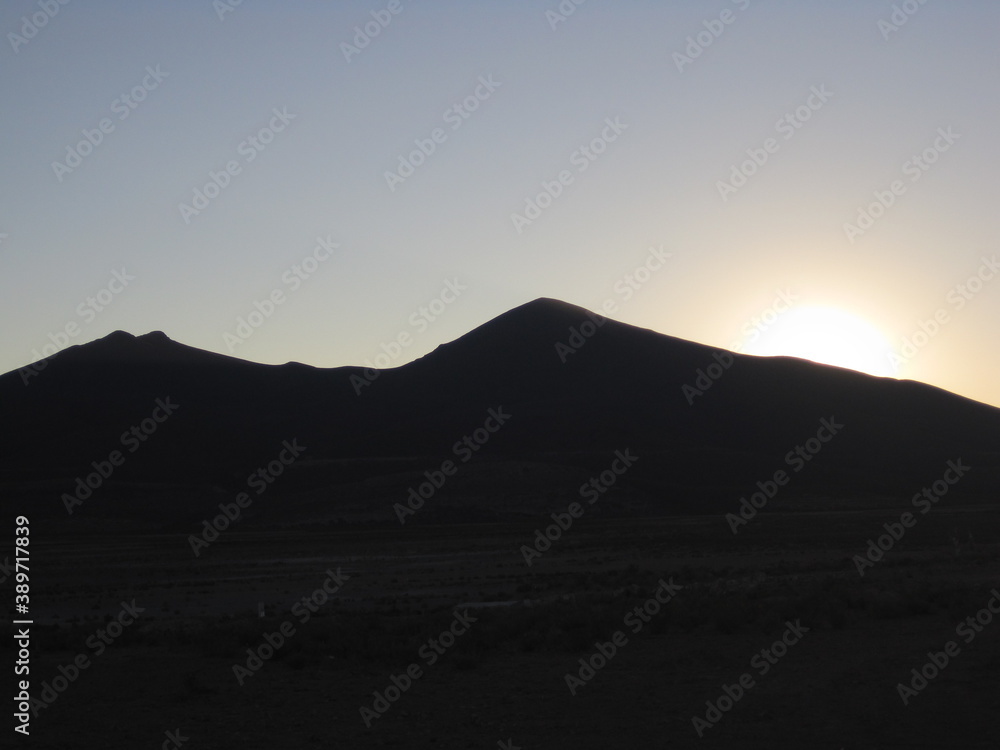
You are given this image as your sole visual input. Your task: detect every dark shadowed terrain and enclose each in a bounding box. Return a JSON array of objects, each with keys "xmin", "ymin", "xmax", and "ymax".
[{"xmin": 4, "ymin": 299, "xmax": 1000, "ymax": 748}]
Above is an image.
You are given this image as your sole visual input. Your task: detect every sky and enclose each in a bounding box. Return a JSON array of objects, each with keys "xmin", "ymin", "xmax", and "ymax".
[{"xmin": 2, "ymin": 0, "xmax": 999, "ymax": 408}]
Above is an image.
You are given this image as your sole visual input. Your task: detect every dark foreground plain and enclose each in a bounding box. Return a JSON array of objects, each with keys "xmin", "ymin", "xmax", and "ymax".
[
  {"xmin": 18, "ymin": 507, "xmax": 1000, "ymax": 749},
  {"xmin": 5, "ymin": 302, "xmax": 999, "ymax": 748}
]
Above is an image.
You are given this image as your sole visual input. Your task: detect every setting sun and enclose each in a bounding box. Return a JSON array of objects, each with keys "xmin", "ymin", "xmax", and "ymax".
[{"xmin": 737, "ymin": 306, "xmax": 896, "ymax": 378}]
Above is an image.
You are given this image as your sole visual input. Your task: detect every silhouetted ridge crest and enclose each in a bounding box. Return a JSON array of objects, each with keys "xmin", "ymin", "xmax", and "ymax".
[
  {"xmin": 1, "ymin": 297, "xmax": 998, "ymax": 518},
  {"xmin": 52, "ymin": 328, "xmax": 249, "ymax": 368}
]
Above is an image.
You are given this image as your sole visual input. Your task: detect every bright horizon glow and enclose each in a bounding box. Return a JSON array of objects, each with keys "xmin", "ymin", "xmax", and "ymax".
[{"xmin": 738, "ymin": 306, "xmax": 896, "ymax": 378}]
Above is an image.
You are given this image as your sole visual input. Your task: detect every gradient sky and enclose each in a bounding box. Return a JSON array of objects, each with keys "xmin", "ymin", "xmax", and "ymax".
[{"xmin": 3, "ymin": 1, "xmax": 999, "ymax": 408}]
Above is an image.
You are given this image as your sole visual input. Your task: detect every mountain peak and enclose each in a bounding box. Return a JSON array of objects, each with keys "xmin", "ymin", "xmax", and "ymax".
[
  {"xmin": 92, "ymin": 329, "xmax": 177, "ymax": 352},
  {"xmin": 430, "ymin": 297, "xmax": 608, "ymax": 357},
  {"xmin": 504, "ymin": 297, "xmax": 596, "ymax": 321},
  {"xmin": 137, "ymin": 330, "xmax": 172, "ymax": 344},
  {"xmin": 401, "ymin": 296, "xmax": 666, "ymax": 383},
  {"xmin": 94, "ymin": 329, "xmax": 173, "ymax": 347},
  {"xmin": 52, "ymin": 328, "xmax": 220, "ymax": 368},
  {"xmin": 101, "ymin": 330, "xmax": 137, "ymax": 344}
]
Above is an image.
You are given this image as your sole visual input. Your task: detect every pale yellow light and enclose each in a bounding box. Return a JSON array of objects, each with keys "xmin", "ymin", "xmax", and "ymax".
[{"xmin": 737, "ymin": 306, "xmax": 896, "ymax": 378}]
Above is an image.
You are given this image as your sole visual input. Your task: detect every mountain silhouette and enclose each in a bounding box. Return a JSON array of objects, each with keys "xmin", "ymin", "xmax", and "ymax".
[{"xmin": 2, "ymin": 299, "xmax": 998, "ymax": 527}]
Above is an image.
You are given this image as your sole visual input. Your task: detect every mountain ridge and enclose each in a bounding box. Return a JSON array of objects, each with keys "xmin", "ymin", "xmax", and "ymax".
[{"xmin": 2, "ymin": 298, "xmax": 998, "ymax": 527}]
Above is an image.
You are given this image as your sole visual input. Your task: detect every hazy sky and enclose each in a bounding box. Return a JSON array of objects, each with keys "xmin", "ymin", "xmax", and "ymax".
[{"xmin": 3, "ymin": 1, "xmax": 999, "ymax": 408}]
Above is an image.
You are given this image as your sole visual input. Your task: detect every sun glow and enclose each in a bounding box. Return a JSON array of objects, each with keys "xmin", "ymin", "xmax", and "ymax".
[{"xmin": 737, "ymin": 306, "xmax": 896, "ymax": 378}]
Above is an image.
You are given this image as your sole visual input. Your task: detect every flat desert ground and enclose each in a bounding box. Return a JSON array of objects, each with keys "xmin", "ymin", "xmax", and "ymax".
[{"xmin": 19, "ymin": 506, "xmax": 1000, "ymax": 748}]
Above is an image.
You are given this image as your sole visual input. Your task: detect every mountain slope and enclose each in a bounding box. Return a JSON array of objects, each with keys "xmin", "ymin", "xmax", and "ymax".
[{"xmin": 2, "ymin": 299, "xmax": 998, "ymax": 526}]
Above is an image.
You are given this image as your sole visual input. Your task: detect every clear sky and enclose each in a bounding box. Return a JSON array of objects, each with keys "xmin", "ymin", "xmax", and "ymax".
[{"xmin": 3, "ymin": 1, "xmax": 999, "ymax": 408}]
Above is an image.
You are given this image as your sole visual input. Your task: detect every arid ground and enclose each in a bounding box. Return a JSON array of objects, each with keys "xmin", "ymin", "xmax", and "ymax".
[{"xmin": 18, "ymin": 505, "xmax": 1000, "ymax": 749}]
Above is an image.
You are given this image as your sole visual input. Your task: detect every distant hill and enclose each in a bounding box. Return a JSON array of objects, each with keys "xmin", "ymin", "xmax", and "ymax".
[{"xmin": 2, "ymin": 298, "xmax": 998, "ymax": 528}]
